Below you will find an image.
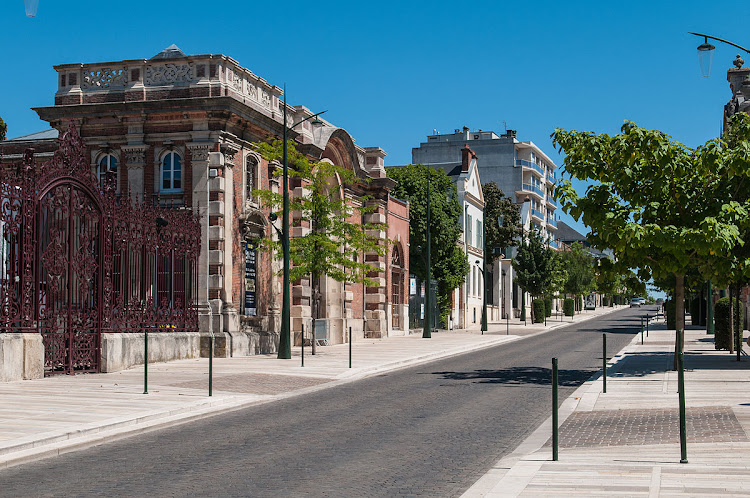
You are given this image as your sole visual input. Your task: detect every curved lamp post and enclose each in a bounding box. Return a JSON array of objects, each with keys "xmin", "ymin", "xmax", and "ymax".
[
  {"xmin": 278, "ymin": 93, "xmax": 326, "ymax": 359},
  {"xmin": 689, "ymin": 32, "xmax": 750, "ymax": 77},
  {"xmin": 688, "ymin": 33, "xmax": 749, "ymax": 340}
]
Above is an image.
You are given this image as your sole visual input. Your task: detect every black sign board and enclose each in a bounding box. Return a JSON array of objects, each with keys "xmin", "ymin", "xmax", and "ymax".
[{"xmin": 244, "ymin": 242, "xmax": 257, "ymax": 316}]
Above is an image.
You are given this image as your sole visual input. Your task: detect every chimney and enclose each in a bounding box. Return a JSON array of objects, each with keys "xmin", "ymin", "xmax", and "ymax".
[
  {"xmin": 503, "ymin": 129, "xmax": 517, "ymax": 139},
  {"xmin": 461, "ymin": 144, "xmax": 476, "ymax": 172}
]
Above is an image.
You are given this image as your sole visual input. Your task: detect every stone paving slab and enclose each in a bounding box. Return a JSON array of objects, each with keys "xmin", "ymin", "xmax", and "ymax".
[{"xmin": 463, "ymin": 321, "xmax": 750, "ymax": 497}]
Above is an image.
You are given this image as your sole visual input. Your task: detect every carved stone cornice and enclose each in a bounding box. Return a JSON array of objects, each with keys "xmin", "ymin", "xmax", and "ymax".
[
  {"xmin": 220, "ymin": 143, "xmax": 240, "ymax": 168},
  {"xmin": 120, "ymin": 145, "xmax": 147, "ymax": 167},
  {"xmin": 187, "ymin": 143, "xmax": 212, "ymax": 163}
]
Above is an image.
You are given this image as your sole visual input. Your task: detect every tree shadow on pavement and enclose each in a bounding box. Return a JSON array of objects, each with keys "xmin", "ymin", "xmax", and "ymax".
[{"xmin": 430, "ymin": 367, "xmax": 596, "ymax": 387}]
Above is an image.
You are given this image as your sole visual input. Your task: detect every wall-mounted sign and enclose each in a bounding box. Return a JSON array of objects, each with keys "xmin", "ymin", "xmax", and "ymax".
[
  {"xmin": 244, "ymin": 242, "xmax": 257, "ymax": 316},
  {"xmin": 410, "ymin": 277, "xmax": 417, "ymax": 295}
]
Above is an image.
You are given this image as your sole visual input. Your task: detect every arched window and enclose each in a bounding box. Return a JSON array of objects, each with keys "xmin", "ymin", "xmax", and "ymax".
[
  {"xmin": 246, "ymin": 155, "xmax": 257, "ymax": 202},
  {"xmin": 98, "ymin": 154, "xmax": 118, "ymax": 188},
  {"xmin": 161, "ymin": 151, "xmax": 182, "ymax": 193}
]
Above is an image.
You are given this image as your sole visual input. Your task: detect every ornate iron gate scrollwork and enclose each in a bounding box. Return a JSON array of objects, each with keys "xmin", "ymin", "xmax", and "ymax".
[{"xmin": 0, "ymin": 124, "xmax": 201, "ymax": 376}]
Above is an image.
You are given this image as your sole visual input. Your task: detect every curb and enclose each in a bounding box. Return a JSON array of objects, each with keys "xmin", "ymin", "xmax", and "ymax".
[
  {"xmin": 461, "ymin": 314, "xmax": 645, "ymax": 498},
  {"xmin": 0, "ymin": 306, "xmax": 628, "ymax": 470}
]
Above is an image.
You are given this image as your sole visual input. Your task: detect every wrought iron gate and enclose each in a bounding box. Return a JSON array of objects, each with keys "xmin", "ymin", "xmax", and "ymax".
[
  {"xmin": 38, "ymin": 183, "xmax": 102, "ymax": 374},
  {"xmin": 0, "ymin": 124, "xmax": 201, "ymax": 375}
]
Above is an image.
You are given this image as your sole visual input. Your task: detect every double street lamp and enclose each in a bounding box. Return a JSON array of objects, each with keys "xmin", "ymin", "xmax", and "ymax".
[{"xmin": 277, "ymin": 89, "xmax": 326, "ymax": 360}]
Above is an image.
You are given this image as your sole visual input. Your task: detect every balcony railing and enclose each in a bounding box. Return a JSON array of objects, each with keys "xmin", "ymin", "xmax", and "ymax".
[
  {"xmin": 516, "ymin": 159, "xmax": 545, "ymax": 176},
  {"xmin": 522, "ymin": 183, "xmax": 545, "ymax": 197},
  {"xmin": 546, "ymin": 217, "xmax": 557, "ymax": 227},
  {"xmin": 548, "ymin": 239, "xmax": 558, "ymax": 248},
  {"xmin": 531, "ymin": 208, "xmax": 544, "ymax": 220},
  {"xmin": 547, "ymin": 171, "xmax": 556, "ymax": 182}
]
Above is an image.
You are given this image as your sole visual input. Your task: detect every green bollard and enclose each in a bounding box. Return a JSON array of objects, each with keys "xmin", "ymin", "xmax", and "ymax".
[
  {"xmin": 552, "ymin": 357, "xmax": 559, "ymax": 461},
  {"xmin": 143, "ymin": 329, "xmax": 148, "ymax": 395},
  {"xmin": 208, "ymin": 335, "xmax": 213, "ymax": 397},
  {"xmin": 349, "ymin": 326, "xmax": 352, "ymax": 369},
  {"xmin": 677, "ymin": 330, "xmax": 688, "ymax": 463},
  {"xmin": 301, "ymin": 323, "xmax": 305, "ymax": 367},
  {"xmin": 602, "ymin": 333, "xmax": 607, "ymax": 394}
]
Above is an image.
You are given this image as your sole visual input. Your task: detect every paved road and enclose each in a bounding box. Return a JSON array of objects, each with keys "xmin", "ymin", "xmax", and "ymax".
[{"xmin": 3, "ymin": 307, "xmax": 648, "ymax": 497}]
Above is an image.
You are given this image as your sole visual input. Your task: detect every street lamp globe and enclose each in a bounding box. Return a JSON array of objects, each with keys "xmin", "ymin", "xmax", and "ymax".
[
  {"xmin": 24, "ymin": 0, "xmax": 38, "ymax": 17},
  {"xmin": 697, "ymin": 38, "xmax": 716, "ymax": 77}
]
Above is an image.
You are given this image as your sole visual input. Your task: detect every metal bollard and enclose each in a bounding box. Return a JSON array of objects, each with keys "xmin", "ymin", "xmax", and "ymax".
[
  {"xmin": 143, "ymin": 329, "xmax": 148, "ymax": 395},
  {"xmin": 552, "ymin": 357, "xmax": 559, "ymax": 461},
  {"xmin": 677, "ymin": 330, "xmax": 687, "ymax": 463},
  {"xmin": 646, "ymin": 316, "xmax": 650, "ymax": 337},
  {"xmin": 208, "ymin": 334, "xmax": 213, "ymax": 397},
  {"xmin": 301, "ymin": 323, "xmax": 305, "ymax": 367},
  {"xmin": 349, "ymin": 326, "xmax": 353, "ymax": 368},
  {"xmin": 602, "ymin": 333, "xmax": 607, "ymax": 394}
]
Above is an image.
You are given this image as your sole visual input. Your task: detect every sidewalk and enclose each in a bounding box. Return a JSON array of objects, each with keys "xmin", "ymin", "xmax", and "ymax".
[
  {"xmin": 0, "ymin": 304, "xmax": 622, "ymax": 469},
  {"xmin": 463, "ymin": 318, "xmax": 750, "ymax": 497}
]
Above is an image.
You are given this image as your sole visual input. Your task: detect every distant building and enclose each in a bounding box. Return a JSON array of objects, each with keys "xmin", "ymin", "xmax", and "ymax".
[
  {"xmin": 412, "ymin": 127, "xmax": 559, "ymax": 247},
  {"xmin": 412, "ymin": 128, "xmax": 560, "ymax": 320}
]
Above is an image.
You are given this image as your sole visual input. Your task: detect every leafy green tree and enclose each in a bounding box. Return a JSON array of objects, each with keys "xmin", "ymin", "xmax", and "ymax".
[
  {"xmin": 595, "ymin": 258, "xmax": 621, "ymax": 306},
  {"xmin": 388, "ymin": 164, "xmax": 467, "ymax": 325},
  {"xmin": 547, "ymin": 251, "xmax": 569, "ymax": 299},
  {"xmin": 483, "ymin": 182, "xmax": 522, "ymax": 265},
  {"xmin": 0, "ymin": 116, "xmax": 6, "ymax": 141},
  {"xmin": 512, "ymin": 230, "xmax": 552, "ymax": 322},
  {"xmin": 561, "ymin": 242, "xmax": 595, "ymax": 308},
  {"xmin": 254, "ymin": 139, "xmax": 386, "ymax": 352},
  {"xmin": 553, "ymin": 121, "xmax": 750, "ymax": 358}
]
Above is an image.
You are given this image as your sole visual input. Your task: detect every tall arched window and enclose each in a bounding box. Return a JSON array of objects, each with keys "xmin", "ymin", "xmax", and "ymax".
[
  {"xmin": 391, "ymin": 245, "xmax": 403, "ymax": 329},
  {"xmin": 161, "ymin": 151, "xmax": 182, "ymax": 193},
  {"xmin": 246, "ymin": 155, "xmax": 257, "ymax": 202},
  {"xmin": 98, "ymin": 154, "xmax": 118, "ymax": 189}
]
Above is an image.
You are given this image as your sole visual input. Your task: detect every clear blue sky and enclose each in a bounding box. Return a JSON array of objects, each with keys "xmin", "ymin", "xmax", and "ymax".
[{"xmin": 1, "ymin": 0, "xmax": 746, "ymax": 243}]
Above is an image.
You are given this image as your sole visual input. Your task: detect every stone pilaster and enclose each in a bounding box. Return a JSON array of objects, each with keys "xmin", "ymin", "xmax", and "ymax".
[
  {"xmin": 188, "ymin": 142, "xmax": 220, "ymax": 335},
  {"xmin": 121, "ymin": 145, "xmax": 147, "ymax": 202}
]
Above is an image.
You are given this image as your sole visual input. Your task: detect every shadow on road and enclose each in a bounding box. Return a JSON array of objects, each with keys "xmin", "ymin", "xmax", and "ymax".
[{"xmin": 430, "ymin": 366, "xmax": 597, "ymax": 387}]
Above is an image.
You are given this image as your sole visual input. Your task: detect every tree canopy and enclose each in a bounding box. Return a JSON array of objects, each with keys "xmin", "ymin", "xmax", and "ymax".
[
  {"xmin": 254, "ymin": 139, "xmax": 386, "ymax": 324},
  {"xmin": 552, "ymin": 118, "xmax": 750, "ymax": 349},
  {"xmin": 560, "ymin": 242, "xmax": 595, "ymax": 298},
  {"xmin": 0, "ymin": 116, "xmax": 6, "ymax": 141},
  {"xmin": 483, "ymin": 182, "xmax": 522, "ymax": 265},
  {"xmin": 512, "ymin": 230, "xmax": 552, "ymax": 321},
  {"xmin": 387, "ymin": 164, "xmax": 468, "ymax": 323}
]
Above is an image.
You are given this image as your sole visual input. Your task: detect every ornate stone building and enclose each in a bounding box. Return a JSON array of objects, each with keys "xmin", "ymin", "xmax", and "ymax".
[{"xmin": 2, "ymin": 45, "xmax": 410, "ymax": 368}]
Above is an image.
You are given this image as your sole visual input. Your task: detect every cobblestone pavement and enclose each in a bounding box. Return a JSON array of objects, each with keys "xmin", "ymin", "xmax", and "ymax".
[
  {"xmin": 551, "ymin": 406, "xmax": 748, "ymax": 448},
  {"xmin": 464, "ymin": 321, "xmax": 750, "ymax": 497},
  {"xmin": 0, "ymin": 309, "xmax": 638, "ymax": 497}
]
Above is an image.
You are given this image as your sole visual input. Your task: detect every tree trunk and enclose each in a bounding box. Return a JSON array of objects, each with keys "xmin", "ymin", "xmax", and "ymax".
[
  {"xmin": 311, "ymin": 273, "xmax": 319, "ymax": 355},
  {"xmin": 673, "ymin": 273, "xmax": 685, "ymax": 370}
]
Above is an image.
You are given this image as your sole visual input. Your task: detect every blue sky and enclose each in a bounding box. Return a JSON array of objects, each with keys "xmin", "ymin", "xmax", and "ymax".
[{"xmin": 1, "ymin": 0, "xmax": 747, "ymax": 243}]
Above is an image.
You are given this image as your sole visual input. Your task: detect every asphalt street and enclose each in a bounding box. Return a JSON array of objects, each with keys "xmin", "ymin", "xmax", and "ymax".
[{"xmin": 3, "ymin": 307, "xmax": 648, "ymax": 497}]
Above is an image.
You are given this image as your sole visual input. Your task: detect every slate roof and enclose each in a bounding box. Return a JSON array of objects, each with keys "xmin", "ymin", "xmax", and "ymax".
[
  {"xmin": 6, "ymin": 129, "xmax": 59, "ymax": 142},
  {"xmin": 150, "ymin": 44, "xmax": 187, "ymax": 60}
]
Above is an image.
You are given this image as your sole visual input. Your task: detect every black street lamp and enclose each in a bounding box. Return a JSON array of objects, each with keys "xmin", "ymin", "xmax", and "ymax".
[
  {"xmin": 278, "ymin": 89, "xmax": 326, "ymax": 360},
  {"xmin": 689, "ymin": 32, "xmax": 750, "ymax": 77},
  {"xmin": 423, "ymin": 170, "xmax": 432, "ymax": 338}
]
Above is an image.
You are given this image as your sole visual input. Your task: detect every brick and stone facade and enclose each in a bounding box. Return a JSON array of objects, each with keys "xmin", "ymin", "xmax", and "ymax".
[{"xmin": 4, "ymin": 45, "xmax": 410, "ymax": 358}]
